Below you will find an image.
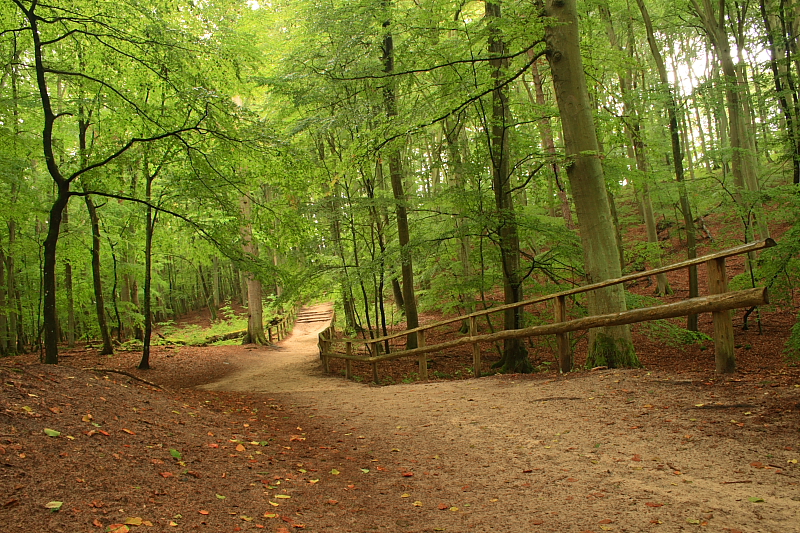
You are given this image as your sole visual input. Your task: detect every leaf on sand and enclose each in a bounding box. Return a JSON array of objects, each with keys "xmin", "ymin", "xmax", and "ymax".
[
  {"xmin": 412, "ymin": 501, "xmax": 422, "ymax": 507},
  {"xmin": 330, "ymin": 468, "xmax": 340, "ymax": 475},
  {"xmin": 263, "ymin": 512, "xmax": 277, "ymax": 518},
  {"xmin": 645, "ymin": 502, "xmax": 663, "ymax": 508},
  {"xmin": 360, "ymin": 468, "xmax": 370, "ymax": 474},
  {"xmin": 275, "ymin": 494, "xmax": 290, "ymax": 499},
  {"xmin": 121, "ymin": 428, "xmax": 136, "ymax": 435},
  {"xmin": 216, "ymin": 494, "xmax": 226, "ymax": 499},
  {"xmin": 124, "ymin": 517, "xmax": 143, "ymax": 525},
  {"xmin": 401, "ymin": 472, "xmax": 414, "ymax": 477},
  {"xmin": 241, "ymin": 515, "xmax": 254, "ymax": 521},
  {"xmin": 108, "ymin": 525, "xmax": 130, "ymax": 533},
  {"xmin": 169, "ymin": 449, "xmax": 182, "ymax": 460},
  {"xmin": 236, "ymin": 444, "xmax": 246, "ymax": 452},
  {"xmin": 45, "ymin": 501, "xmax": 63, "ymax": 511},
  {"xmin": 748, "ymin": 497, "xmax": 764, "ymax": 503},
  {"xmin": 198, "ymin": 510, "xmax": 210, "ymax": 515},
  {"xmin": 43, "ymin": 428, "xmax": 61, "ymax": 437}
]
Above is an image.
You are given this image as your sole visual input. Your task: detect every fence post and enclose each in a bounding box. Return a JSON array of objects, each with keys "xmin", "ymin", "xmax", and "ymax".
[
  {"xmin": 320, "ymin": 329, "xmax": 330, "ymax": 373},
  {"xmin": 368, "ymin": 341, "xmax": 380, "ymax": 384},
  {"xmin": 470, "ymin": 316, "xmax": 481, "ymax": 377},
  {"xmin": 707, "ymin": 257, "xmax": 736, "ymax": 373},
  {"xmin": 554, "ymin": 295, "xmax": 572, "ymax": 373},
  {"xmin": 418, "ymin": 329, "xmax": 428, "ymax": 381},
  {"xmin": 345, "ymin": 340, "xmax": 352, "ymax": 380}
]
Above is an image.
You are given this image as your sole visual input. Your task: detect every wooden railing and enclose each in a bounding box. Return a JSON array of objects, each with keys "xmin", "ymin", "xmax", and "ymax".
[
  {"xmin": 319, "ymin": 238, "xmax": 775, "ymax": 382},
  {"xmin": 268, "ymin": 305, "xmax": 297, "ymax": 343}
]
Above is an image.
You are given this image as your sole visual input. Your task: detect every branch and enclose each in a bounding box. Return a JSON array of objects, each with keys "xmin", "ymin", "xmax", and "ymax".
[
  {"xmin": 375, "ymin": 47, "xmax": 547, "ymax": 151},
  {"xmin": 67, "ymin": 111, "xmax": 208, "ymax": 184},
  {"xmin": 325, "ymin": 43, "xmax": 540, "ymax": 81}
]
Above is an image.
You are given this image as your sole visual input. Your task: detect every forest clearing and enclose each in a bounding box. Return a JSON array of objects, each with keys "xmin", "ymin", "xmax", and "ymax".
[{"xmin": 3, "ymin": 0, "xmax": 800, "ymax": 531}]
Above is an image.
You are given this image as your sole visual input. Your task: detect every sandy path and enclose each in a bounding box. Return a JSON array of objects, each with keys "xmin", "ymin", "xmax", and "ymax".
[
  {"xmin": 201, "ymin": 304, "xmax": 800, "ymax": 532},
  {"xmin": 199, "ymin": 302, "xmax": 353, "ymax": 393}
]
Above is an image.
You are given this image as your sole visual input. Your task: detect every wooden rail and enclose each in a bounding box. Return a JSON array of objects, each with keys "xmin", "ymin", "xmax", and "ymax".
[
  {"xmin": 319, "ymin": 238, "xmax": 775, "ymax": 382},
  {"xmin": 267, "ymin": 305, "xmax": 297, "ymax": 343}
]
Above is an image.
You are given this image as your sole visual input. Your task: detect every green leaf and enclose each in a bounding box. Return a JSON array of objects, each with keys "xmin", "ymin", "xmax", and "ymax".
[
  {"xmin": 215, "ymin": 494, "xmax": 226, "ymax": 499},
  {"xmin": 330, "ymin": 468, "xmax": 340, "ymax": 475},
  {"xmin": 43, "ymin": 428, "xmax": 61, "ymax": 437},
  {"xmin": 169, "ymin": 448, "xmax": 182, "ymax": 460},
  {"xmin": 361, "ymin": 468, "xmax": 370, "ymax": 474},
  {"xmin": 45, "ymin": 501, "xmax": 63, "ymax": 511},
  {"xmin": 748, "ymin": 497, "xmax": 765, "ymax": 503}
]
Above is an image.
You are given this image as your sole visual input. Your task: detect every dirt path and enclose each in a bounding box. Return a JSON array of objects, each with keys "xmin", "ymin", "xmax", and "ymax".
[
  {"xmin": 198, "ymin": 304, "xmax": 800, "ymax": 533},
  {"xmin": 200, "ymin": 303, "xmax": 353, "ymax": 394}
]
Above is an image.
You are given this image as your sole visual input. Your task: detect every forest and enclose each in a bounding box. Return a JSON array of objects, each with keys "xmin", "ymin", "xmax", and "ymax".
[{"xmin": 2, "ymin": 0, "xmax": 800, "ymax": 371}]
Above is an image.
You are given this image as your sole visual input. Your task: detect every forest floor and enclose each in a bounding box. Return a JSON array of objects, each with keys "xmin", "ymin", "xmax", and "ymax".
[{"xmin": 2, "ymin": 217, "xmax": 800, "ymax": 532}]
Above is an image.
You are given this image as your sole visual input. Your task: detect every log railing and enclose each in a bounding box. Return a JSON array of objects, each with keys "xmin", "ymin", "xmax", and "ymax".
[
  {"xmin": 267, "ymin": 304, "xmax": 297, "ymax": 343},
  {"xmin": 319, "ymin": 238, "xmax": 775, "ymax": 382}
]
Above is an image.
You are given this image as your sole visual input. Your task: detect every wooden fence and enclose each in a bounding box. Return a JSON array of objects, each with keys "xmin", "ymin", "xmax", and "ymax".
[
  {"xmin": 268, "ymin": 305, "xmax": 297, "ymax": 343},
  {"xmin": 318, "ymin": 238, "xmax": 775, "ymax": 382}
]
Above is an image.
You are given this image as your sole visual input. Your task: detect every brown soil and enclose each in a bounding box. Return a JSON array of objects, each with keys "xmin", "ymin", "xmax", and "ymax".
[{"xmin": 2, "ymin": 221, "xmax": 800, "ymax": 533}]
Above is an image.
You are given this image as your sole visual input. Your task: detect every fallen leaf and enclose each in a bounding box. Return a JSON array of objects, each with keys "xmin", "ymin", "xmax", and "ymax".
[
  {"xmin": 599, "ymin": 519, "xmax": 613, "ymax": 524},
  {"xmin": 748, "ymin": 497, "xmax": 764, "ymax": 503},
  {"xmin": 241, "ymin": 515, "xmax": 254, "ymax": 521},
  {"xmin": 360, "ymin": 468, "xmax": 370, "ymax": 474},
  {"xmin": 215, "ymin": 494, "xmax": 226, "ymax": 499},
  {"xmin": 326, "ymin": 499, "xmax": 338, "ymax": 505},
  {"xmin": 645, "ymin": 502, "xmax": 663, "ymax": 508},
  {"xmin": 121, "ymin": 429, "xmax": 136, "ymax": 435},
  {"xmin": 169, "ymin": 449, "xmax": 182, "ymax": 460},
  {"xmin": 275, "ymin": 495, "xmax": 291, "ymax": 499},
  {"xmin": 401, "ymin": 472, "xmax": 414, "ymax": 477},
  {"xmin": 124, "ymin": 517, "xmax": 143, "ymax": 525},
  {"xmin": 437, "ymin": 503, "xmax": 448, "ymax": 510},
  {"xmin": 82, "ymin": 414, "xmax": 93, "ymax": 422},
  {"xmin": 93, "ymin": 519, "xmax": 103, "ymax": 527},
  {"xmin": 45, "ymin": 501, "xmax": 63, "ymax": 511},
  {"xmin": 412, "ymin": 501, "xmax": 422, "ymax": 507},
  {"xmin": 263, "ymin": 512, "xmax": 277, "ymax": 518},
  {"xmin": 43, "ymin": 428, "xmax": 61, "ymax": 437},
  {"xmin": 631, "ymin": 455, "xmax": 641, "ymax": 462},
  {"xmin": 236, "ymin": 444, "xmax": 246, "ymax": 452},
  {"xmin": 750, "ymin": 461, "xmax": 764, "ymax": 468},
  {"xmin": 159, "ymin": 472, "xmax": 173, "ymax": 478},
  {"xmin": 108, "ymin": 525, "xmax": 130, "ymax": 533},
  {"xmin": 330, "ymin": 469, "xmax": 340, "ymax": 475},
  {"xmin": 198, "ymin": 510, "xmax": 210, "ymax": 515}
]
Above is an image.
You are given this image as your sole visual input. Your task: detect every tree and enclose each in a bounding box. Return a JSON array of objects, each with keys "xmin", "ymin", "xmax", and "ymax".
[
  {"xmin": 486, "ymin": 0, "xmax": 531, "ymax": 373},
  {"xmin": 542, "ymin": 0, "xmax": 639, "ymax": 368}
]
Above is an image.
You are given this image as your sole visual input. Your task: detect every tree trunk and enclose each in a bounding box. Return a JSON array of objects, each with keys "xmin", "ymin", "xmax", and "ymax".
[
  {"xmin": 240, "ymin": 196, "xmax": 268, "ymax": 345},
  {"xmin": 0, "ymin": 246, "xmax": 7, "ymax": 356},
  {"xmin": 691, "ymin": 0, "xmax": 765, "ymax": 243},
  {"xmin": 85, "ymin": 195, "xmax": 114, "ymax": 355},
  {"xmin": 529, "ymin": 59, "xmax": 574, "ymax": 229},
  {"xmin": 761, "ymin": 0, "xmax": 800, "ymax": 184},
  {"xmin": 637, "ymin": 0, "xmax": 699, "ymax": 328},
  {"xmin": 486, "ymin": 0, "xmax": 530, "ymax": 373},
  {"xmin": 543, "ymin": 0, "xmax": 638, "ymax": 368},
  {"xmin": 382, "ymin": 2, "xmax": 419, "ymax": 349},
  {"xmin": 62, "ymin": 205, "xmax": 76, "ymax": 348}
]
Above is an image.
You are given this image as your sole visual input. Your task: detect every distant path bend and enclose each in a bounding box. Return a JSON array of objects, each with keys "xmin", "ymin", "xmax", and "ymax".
[{"xmin": 199, "ymin": 302, "xmax": 354, "ymax": 393}]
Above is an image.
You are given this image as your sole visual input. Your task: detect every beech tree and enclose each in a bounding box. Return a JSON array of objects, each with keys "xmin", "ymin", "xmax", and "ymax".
[{"xmin": 542, "ymin": 0, "xmax": 638, "ymax": 368}]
